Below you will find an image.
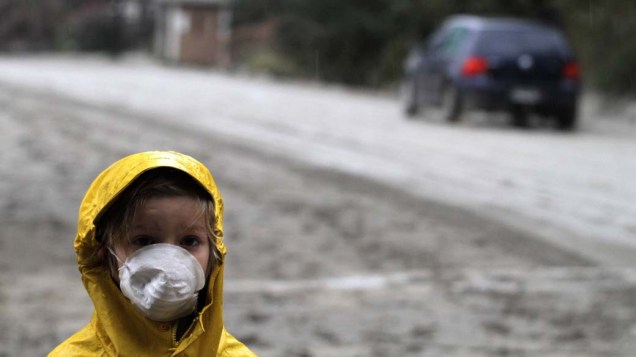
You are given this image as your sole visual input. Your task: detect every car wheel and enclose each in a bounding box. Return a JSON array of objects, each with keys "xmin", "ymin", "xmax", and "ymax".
[
  {"xmin": 555, "ymin": 105, "xmax": 577, "ymax": 131},
  {"xmin": 510, "ymin": 105, "xmax": 530, "ymax": 128},
  {"xmin": 441, "ymin": 84, "xmax": 462, "ymax": 122},
  {"xmin": 402, "ymin": 80, "xmax": 419, "ymax": 118}
]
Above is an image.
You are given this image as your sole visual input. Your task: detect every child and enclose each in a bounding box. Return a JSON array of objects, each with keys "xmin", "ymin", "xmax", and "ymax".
[{"xmin": 49, "ymin": 151, "xmax": 256, "ymax": 356}]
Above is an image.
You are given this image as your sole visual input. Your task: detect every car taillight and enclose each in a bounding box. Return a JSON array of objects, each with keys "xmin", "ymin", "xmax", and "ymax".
[
  {"xmin": 562, "ymin": 61, "xmax": 580, "ymax": 79},
  {"xmin": 461, "ymin": 57, "xmax": 488, "ymax": 76}
]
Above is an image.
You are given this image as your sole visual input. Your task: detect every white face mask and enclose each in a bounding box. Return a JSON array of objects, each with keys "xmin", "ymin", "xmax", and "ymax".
[{"xmin": 109, "ymin": 244, "xmax": 206, "ymax": 322}]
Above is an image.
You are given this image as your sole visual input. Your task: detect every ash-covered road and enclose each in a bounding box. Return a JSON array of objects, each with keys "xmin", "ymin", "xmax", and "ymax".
[
  {"xmin": 0, "ymin": 55, "xmax": 635, "ymax": 265},
  {"xmin": 1, "ymin": 55, "xmax": 636, "ymax": 356}
]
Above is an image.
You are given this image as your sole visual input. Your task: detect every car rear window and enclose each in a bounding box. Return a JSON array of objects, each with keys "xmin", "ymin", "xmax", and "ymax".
[{"xmin": 475, "ymin": 29, "xmax": 569, "ymax": 57}]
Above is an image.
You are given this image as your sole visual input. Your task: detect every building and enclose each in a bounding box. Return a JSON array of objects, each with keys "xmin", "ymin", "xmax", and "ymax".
[{"xmin": 154, "ymin": 0, "xmax": 232, "ymax": 66}]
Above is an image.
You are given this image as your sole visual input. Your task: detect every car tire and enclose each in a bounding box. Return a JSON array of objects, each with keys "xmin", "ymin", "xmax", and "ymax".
[
  {"xmin": 441, "ymin": 84, "xmax": 462, "ymax": 122},
  {"xmin": 510, "ymin": 105, "xmax": 530, "ymax": 128},
  {"xmin": 402, "ymin": 80, "xmax": 419, "ymax": 118},
  {"xmin": 555, "ymin": 105, "xmax": 577, "ymax": 131}
]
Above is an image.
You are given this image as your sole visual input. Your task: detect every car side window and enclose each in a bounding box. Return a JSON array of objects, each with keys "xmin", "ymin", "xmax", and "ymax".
[
  {"xmin": 427, "ymin": 26, "xmax": 468, "ymax": 58},
  {"xmin": 440, "ymin": 27, "xmax": 468, "ymax": 57}
]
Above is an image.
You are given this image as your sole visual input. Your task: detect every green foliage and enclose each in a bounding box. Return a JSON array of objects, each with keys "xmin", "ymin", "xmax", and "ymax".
[
  {"xmin": 63, "ymin": 11, "xmax": 126, "ymax": 54},
  {"xmin": 0, "ymin": 0, "xmax": 68, "ymax": 50},
  {"xmin": 1, "ymin": 0, "xmax": 147, "ymax": 55},
  {"xmin": 233, "ymin": 0, "xmax": 287, "ymax": 26},
  {"xmin": 242, "ymin": 49, "xmax": 301, "ymax": 78},
  {"xmin": 555, "ymin": 0, "xmax": 636, "ymax": 95},
  {"xmin": 273, "ymin": 0, "xmax": 448, "ymax": 86}
]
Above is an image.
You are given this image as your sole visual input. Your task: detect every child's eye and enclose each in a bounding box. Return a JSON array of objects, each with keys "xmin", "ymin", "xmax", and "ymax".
[
  {"xmin": 132, "ymin": 236, "xmax": 155, "ymax": 247},
  {"xmin": 181, "ymin": 235, "xmax": 202, "ymax": 247}
]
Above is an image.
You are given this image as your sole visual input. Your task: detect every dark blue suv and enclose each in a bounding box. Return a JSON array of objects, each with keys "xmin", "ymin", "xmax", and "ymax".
[{"xmin": 402, "ymin": 15, "xmax": 581, "ymax": 130}]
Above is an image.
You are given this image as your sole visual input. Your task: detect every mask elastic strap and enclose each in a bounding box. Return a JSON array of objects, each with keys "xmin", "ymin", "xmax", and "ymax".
[{"xmin": 106, "ymin": 246, "xmax": 125, "ymax": 266}]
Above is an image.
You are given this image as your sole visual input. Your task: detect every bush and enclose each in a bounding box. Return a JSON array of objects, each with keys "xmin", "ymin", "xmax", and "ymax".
[
  {"xmin": 63, "ymin": 11, "xmax": 125, "ymax": 55},
  {"xmin": 558, "ymin": 0, "xmax": 636, "ymax": 96},
  {"xmin": 242, "ymin": 49, "xmax": 301, "ymax": 78}
]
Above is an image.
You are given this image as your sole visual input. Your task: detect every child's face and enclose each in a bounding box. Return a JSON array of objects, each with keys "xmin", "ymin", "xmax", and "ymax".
[{"xmin": 112, "ymin": 196, "xmax": 210, "ymax": 273}]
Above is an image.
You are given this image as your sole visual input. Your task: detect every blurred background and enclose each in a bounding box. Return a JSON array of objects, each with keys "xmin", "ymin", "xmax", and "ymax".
[
  {"xmin": 0, "ymin": 0, "xmax": 634, "ymax": 94},
  {"xmin": 1, "ymin": 1, "xmax": 636, "ymax": 356}
]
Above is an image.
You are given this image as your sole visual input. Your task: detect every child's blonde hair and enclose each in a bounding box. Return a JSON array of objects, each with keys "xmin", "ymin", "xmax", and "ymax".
[{"xmin": 96, "ymin": 168, "xmax": 221, "ymax": 275}]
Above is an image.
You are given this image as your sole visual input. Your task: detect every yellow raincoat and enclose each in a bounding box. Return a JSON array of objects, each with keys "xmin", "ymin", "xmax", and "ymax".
[{"xmin": 49, "ymin": 151, "xmax": 257, "ymax": 356}]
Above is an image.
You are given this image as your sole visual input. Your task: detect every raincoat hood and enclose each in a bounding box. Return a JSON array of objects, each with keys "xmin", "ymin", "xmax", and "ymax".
[{"xmin": 50, "ymin": 151, "xmax": 255, "ymax": 356}]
